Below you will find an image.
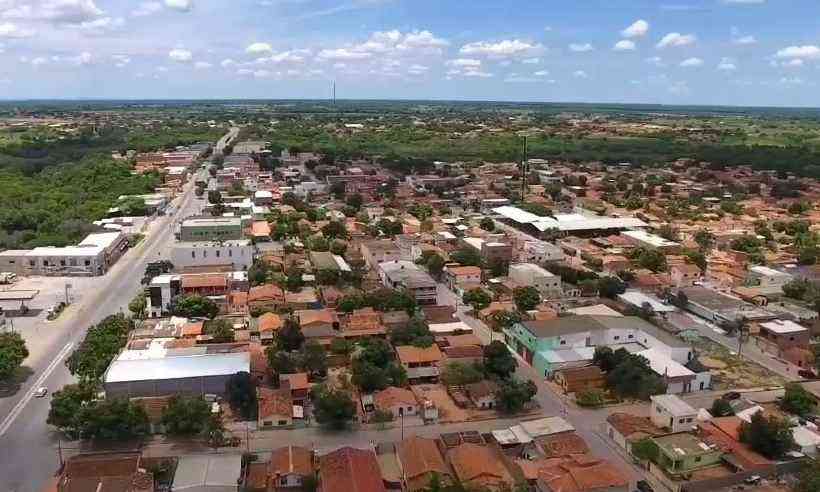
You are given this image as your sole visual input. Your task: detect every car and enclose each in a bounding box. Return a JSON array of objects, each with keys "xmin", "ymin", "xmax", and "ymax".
[
  {"xmin": 33, "ymin": 386, "xmax": 48, "ymax": 398},
  {"xmin": 799, "ymin": 369, "xmax": 816, "ymax": 379},
  {"xmin": 635, "ymin": 480, "xmax": 654, "ymax": 492},
  {"xmin": 723, "ymin": 391, "xmax": 742, "ymax": 400},
  {"xmin": 745, "ymin": 475, "xmax": 761, "ymax": 485}
]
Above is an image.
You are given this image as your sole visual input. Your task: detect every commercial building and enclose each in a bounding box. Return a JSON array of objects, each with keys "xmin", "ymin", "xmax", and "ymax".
[
  {"xmin": 493, "ymin": 205, "xmax": 647, "ymax": 237},
  {"xmin": 179, "ymin": 217, "xmax": 243, "ymax": 241},
  {"xmin": 0, "ymin": 231, "xmax": 127, "ymax": 276},
  {"xmin": 508, "ymin": 263, "xmax": 562, "ymax": 298},
  {"xmin": 461, "ymin": 237, "xmax": 513, "ymax": 264},
  {"xmin": 621, "ymin": 230, "xmax": 681, "ymax": 253},
  {"xmin": 378, "ymin": 260, "xmax": 437, "ymax": 305},
  {"xmin": 103, "ymin": 342, "xmax": 250, "ymax": 398},
  {"xmin": 170, "ymin": 239, "xmax": 253, "ymax": 271}
]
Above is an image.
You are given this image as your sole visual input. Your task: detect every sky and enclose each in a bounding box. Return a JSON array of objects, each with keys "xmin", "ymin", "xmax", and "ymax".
[{"xmin": 1, "ymin": 0, "xmax": 820, "ymax": 106}]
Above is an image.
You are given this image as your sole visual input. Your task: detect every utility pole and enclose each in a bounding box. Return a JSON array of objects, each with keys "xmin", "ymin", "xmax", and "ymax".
[{"xmin": 520, "ymin": 135, "xmax": 528, "ymax": 201}]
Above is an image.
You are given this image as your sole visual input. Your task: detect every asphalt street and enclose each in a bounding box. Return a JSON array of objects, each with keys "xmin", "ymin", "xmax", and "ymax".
[{"xmin": 0, "ymin": 144, "xmax": 208, "ymax": 492}]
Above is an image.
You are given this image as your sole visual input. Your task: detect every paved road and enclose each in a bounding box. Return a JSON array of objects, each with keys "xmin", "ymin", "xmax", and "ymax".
[
  {"xmin": 215, "ymin": 126, "xmax": 239, "ymax": 155},
  {"xmin": 0, "ymin": 143, "xmax": 213, "ymax": 491}
]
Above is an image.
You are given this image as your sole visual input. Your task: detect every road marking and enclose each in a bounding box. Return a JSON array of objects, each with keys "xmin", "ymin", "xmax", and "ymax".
[{"xmin": 0, "ymin": 340, "xmax": 74, "ymax": 437}]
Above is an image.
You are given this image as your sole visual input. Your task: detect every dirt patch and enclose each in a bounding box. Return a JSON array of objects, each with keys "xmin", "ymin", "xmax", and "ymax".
[
  {"xmin": 411, "ymin": 384, "xmax": 469, "ymax": 423},
  {"xmin": 693, "ymin": 337, "xmax": 785, "ymax": 390}
]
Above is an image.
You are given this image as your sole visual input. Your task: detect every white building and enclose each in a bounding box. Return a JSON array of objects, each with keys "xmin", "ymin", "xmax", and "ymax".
[
  {"xmin": 1, "ymin": 231, "xmax": 127, "ymax": 276},
  {"xmin": 509, "ymin": 263, "xmax": 562, "ymax": 297},
  {"xmin": 170, "ymin": 239, "xmax": 253, "ymax": 271},
  {"xmin": 519, "ymin": 240, "xmax": 564, "ymax": 264},
  {"xmin": 650, "ymin": 394, "xmax": 697, "ymax": 433}
]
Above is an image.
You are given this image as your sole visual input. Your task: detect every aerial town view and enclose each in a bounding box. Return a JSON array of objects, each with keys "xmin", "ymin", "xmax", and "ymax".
[{"xmin": 3, "ymin": 2, "xmax": 820, "ymax": 492}]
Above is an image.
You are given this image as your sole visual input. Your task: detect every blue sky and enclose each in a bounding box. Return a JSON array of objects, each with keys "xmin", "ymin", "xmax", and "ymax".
[{"xmin": 1, "ymin": 0, "xmax": 819, "ymax": 106}]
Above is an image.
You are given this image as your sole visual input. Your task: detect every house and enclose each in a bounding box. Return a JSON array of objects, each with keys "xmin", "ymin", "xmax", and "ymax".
[
  {"xmin": 378, "ymin": 260, "xmax": 438, "ymax": 305},
  {"xmin": 604, "ymin": 412, "xmax": 665, "ymax": 454},
  {"xmin": 396, "ymin": 436, "xmax": 453, "ymax": 492},
  {"xmin": 248, "ymin": 284, "xmax": 285, "ymax": 312},
  {"xmin": 670, "ymin": 263, "xmax": 702, "ymax": 287},
  {"xmin": 396, "ymin": 345, "xmax": 443, "ymax": 382},
  {"xmin": 447, "ymin": 443, "xmax": 514, "ymax": 492},
  {"xmin": 172, "ymin": 454, "xmax": 242, "ymax": 492},
  {"xmin": 374, "ymin": 386, "xmax": 418, "ymax": 419},
  {"xmin": 268, "ymin": 446, "xmax": 315, "ymax": 490},
  {"xmin": 650, "ymin": 394, "xmax": 697, "ymax": 433},
  {"xmin": 362, "ymin": 239, "xmax": 403, "ymax": 268},
  {"xmin": 281, "ymin": 373, "xmax": 311, "ymax": 404},
  {"xmin": 535, "ymin": 455, "xmax": 629, "ymax": 492},
  {"xmin": 318, "ymin": 447, "xmax": 386, "ymax": 492},
  {"xmin": 509, "ymin": 263, "xmax": 563, "ymax": 298},
  {"xmin": 465, "ymin": 380, "xmax": 499, "ymax": 409},
  {"xmin": 258, "ymin": 387, "xmax": 293, "ymax": 428},
  {"xmin": 757, "ymin": 319, "xmax": 810, "ymax": 356},
  {"xmin": 285, "ymin": 287, "xmax": 321, "ymax": 310},
  {"xmin": 444, "ymin": 266, "xmax": 482, "ymax": 291},
  {"xmin": 342, "ymin": 307, "xmax": 387, "ymax": 339},
  {"xmin": 296, "ymin": 309, "xmax": 340, "ymax": 332},
  {"xmin": 54, "ymin": 452, "xmax": 154, "ymax": 492},
  {"xmin": 256, "ymin": 312, "xmax": 283, "ymax": 337},
  {"xmin": 649, "ymin": 433, "xmax": 722, "ymax": 478},
  {"xmin": 553, "ymin": 365, "xmax": 605, "ymax": 394}
]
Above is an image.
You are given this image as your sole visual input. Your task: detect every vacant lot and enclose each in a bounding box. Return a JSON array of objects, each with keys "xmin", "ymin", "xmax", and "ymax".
[{"xmin": 693, "ymin": 337, "xmax": 786, "ymax": 390}]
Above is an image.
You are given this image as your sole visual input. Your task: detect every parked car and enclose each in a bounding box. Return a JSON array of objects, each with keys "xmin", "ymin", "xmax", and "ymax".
[
  {"xmin": 723, "ymin": 391, "xmax": 742, "ymax": 400},
  {"xmin": 636, "ymin": 480, "xmax": 654, "ymax": 492},
  {"xmin": 799, "ymin": 369, "xmax": 816, "ymax": 379},
  {"xmin": 33, "ymin": 387, "xmax": 48, "ymax": 398}
]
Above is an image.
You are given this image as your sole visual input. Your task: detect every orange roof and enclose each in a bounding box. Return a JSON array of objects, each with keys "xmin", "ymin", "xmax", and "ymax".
[
  {"xmin": 396, "ymin": 436, "xmax": 451, "ymax": 483},
  {"xmin": 374, "ymin": 386, "xmax": 417, "ymax": 410},
  {"xmin": 252, "ymin": 221, "xmax": 272, "ymax": 237},
  {"xmin": 270, "ymin": 446, "xmax": 314, "ymax": 476},
  {"xmin": 537, "ymin": 455, "xmax": 629, "ymax": 492},
  {"xmin": 249, "ymin": 284, "xmax": 285, "ymax": 303},
  {"xmin": 447, "ymin": 443, "xmax": 508, "ymax": 484},
  {"xmin": 182, "ymin": 321, "xmax": 204, "ymax": 337},
  {"xmin": 396, "ymin": 345, "xmax": 443, "ymax": 365},
  {"xmin": 258, "ymin": 387, "xmax": 292, "ymax": 420},
  {"xmin": 181, "ymin": 274, "xmax": 227, "ymax": 289},
  {"xmin": 535, "ymin": 432, "xmax": 590, "ymax": 458},
  {"xmin": 319, "ymin": 447, "xmax": 386, "ymax": 492},
  {"xmin": 281, "ymin": 373, "xmax": 310, "ymax": 391},
  {"xmin": 257, "ymin": 312, "xmax": 283, "ymax": 332},
  {"xmin": 297, "ymin": 309, "xmax": 338, "ymax": 327},
  {"xmin": 447, "ymin": 266, "xmax": 482, "ymax": 277}
]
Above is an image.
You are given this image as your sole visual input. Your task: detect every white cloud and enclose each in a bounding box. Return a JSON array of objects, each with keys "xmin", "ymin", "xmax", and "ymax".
[
  {"xmin": 504, "ymin": 74, "xmax": 537, "ymax": 83},
  {"xmin": 622, "ymin": 19, "xmax": 649, "ymax": 39},
  {"xmin": 717, "ymin": 57, "xmax": 736, "ymax": 71},
  {"xmin": 131, "ymin": 1, "xmax": 162, "ymax": 17},
  {"xmin": 776, "ymin": 45, "xmax": 820, "ymax": 60},
  {"xmin": 194, "ymin": 61, "xmax": 212, "ymax": 69},
  {"xmin": 613, "ymin": 40, "xmax": 636, "ymax": 51},
  {"xmin": 396, "ymin": 30, "xmax": 448, "ymax": 54},
  {"xmin": 462, "ymin": 70, "xmax": 493, "ymax": 78},
  {"xmin": 112, "ymin": 54, "xmax": 130, "ymax": 67},
  {"xmin": 3, "ymin": 0, "xmax": 103, "ymax": 24},
  {"xmin": 459, "ymin": 39, "xmax": 543, "ymax": 59},
  {"xmin": 723, "ymin": 0, "xmax": 765, "ymax": 4},
  {"xmin": 645, "ymin": 56, "xmax": 665, "ymax": 66},
  {"xmin": 522, "ymin": 57, "xmax": 539, "ymax": 64},
  {"xmin": 76, "ymin": 16, "xmax": 124, "ymax": 34},
  {"xmin": 657, "ymin": 32, "xmax": 697, "ymax": 49},
  {"xmin": 168, "ymin": 48, "xmax": 193, "ymax": 62},
  {"xmin": 246, "ymin": 42, "xmax": 273, "ymax": 54},
  {"xmin": 317, "ymin": 48, "xmax": 372, "ymax": 60},
  {"xmin": 446, "ymin": 58, "xmax": 481, "ymax": 68},
  {"xmin": 733, "ymin": 35, "xmax": 756, "ymax": 45},
  {"xmin": 569, "ymin": 43, "xmax": 593, "ymax": 52},
  {"xmin": 220, "ymin": 58, "xmax": 235, "ymax": 68},
  {"xmin": 534, "ymin": 69, "xmax": 549, "ymax": 76},
  {"xmin": 165, "ymin": 0, "xmax": 193, "ymax": 12},
  {"xmin": 30, "ymin": 56, "xmax": 48, "ymax": 66},
  {"xmin": 780, "ymin": 76, "xmax": 805, "ymax": 86},
  {"xmin": 679, "ymin": 57, "xmax": 703, "ymax": 67},
  {"xmin": 407, "ymin": 64, "xmax": 428, "ymax": 74},
  {"xmin": 573, "ymin": 70, "xmax": 588, "ymax": 78},
  {"xmin": 0, "ymin": 22, "xmax": 34, "ymax": 38}
]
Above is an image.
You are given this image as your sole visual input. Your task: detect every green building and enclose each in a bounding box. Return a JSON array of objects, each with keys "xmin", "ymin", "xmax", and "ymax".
[
  {"xmin": 650, "ymin": 433, "xmax": 723, "ymax": 477},
  {"xmin": 179, "ymin": 217, "xmax": 243, "ymax": 242}
]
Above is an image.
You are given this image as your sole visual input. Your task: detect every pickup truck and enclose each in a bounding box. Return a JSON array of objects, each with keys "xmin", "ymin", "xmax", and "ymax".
[{"xmin": 0, "ymin": 272, "xmax": 17, "ymax": 284}]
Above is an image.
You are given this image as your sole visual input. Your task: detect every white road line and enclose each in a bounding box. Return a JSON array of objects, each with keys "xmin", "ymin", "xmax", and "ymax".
[{"xmin": 0, "ymin": 340, "xmax": 74, "ymax": 437}]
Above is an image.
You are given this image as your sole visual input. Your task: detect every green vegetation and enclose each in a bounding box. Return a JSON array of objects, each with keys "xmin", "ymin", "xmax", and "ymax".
[
  {"xmin": 171, "ymin": 295, "xmax": 219, "ymax": 319},
  {"xmin": 225, "ymin": 371, "xmax": 257, "ymax": 420},
  {"xmin": 351, "ymin": 338, "xmax": 407, "ymax": 392},
  {"xmin": 593, "ymin": 347, "xmax": 667, "ymax": 400},
  {"xmin": 496, "ymin": 378, "xmax": 537, "ymax": 414},
  {"xmin": 440, "ymin": 361, "xmax": 484, "ymax": 386},
  {"xmin": 513, "ymin": 286, "xmax": 540, "ymax": 312},
  {"xmin": 311, "ymin": 384, "xmax": 357, "ymax": 430},
  {"xmin": 161, "ymin": 396, "xmax": 214, "ymax": 435},
  {"xmin": 576, "ymin": 388, "xmax": 605, "ymax": 408},
  {"xmin": 65, "ymin": 314, "xmax": 132, "ymax": 381},
  {"xmin": 781, "ymin": 383, "xmax": 816, "ymax": 417},
  {"xmin": 389, "ymin": 318, "xmax": 434, "ymax": 348},
  {"xmin": 739, "ymin": 412, "xmax": 795, "ymax": 459},
  {"xmin": 0, "ymin": 332, "xmax": 29, "ymax": 381},
  {"xmin": 462, "ymin": 288, "xmax": 492, "ymax": 311},
  {"xmin": 483, "ymin": 341, "xmax": 517, "ymax": 380}
]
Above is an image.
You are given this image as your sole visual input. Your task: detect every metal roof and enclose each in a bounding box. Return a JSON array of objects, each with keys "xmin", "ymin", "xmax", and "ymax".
[{"xmin": 105, "ymin": 352, "xmax": 250, "ymax": 383}]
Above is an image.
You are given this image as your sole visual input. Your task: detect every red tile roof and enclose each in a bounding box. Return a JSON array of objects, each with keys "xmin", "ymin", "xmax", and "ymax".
[
  {"xmin": 396, "ymin": 345, "xmax": 443, "ymax": 365},
  {"xmin": 181, "ymin": 274, "xmax": 227, "ymax": 289},
  {"xmin": 537, "ymin": 455, "xmax": 629, "ymax": 492},
  {"xmin": 319, "ymin": 447, "xmax": 386, "ymax": 492},
  {"xmin": 270, "ymin": 446, "xmax": 314, "ymax": 477},
  {"xmin": 374, "ymin": 386, "xmax": 417, "ymax": 410}
]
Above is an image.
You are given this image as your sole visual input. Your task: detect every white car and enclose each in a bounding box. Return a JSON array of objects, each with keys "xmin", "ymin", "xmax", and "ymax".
[{"xmin": 33, "ymin": 386, "xmax": 48, "ymax": 398}]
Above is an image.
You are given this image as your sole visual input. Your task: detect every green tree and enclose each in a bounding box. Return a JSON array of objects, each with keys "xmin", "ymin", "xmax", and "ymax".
[
  {"xmin": 267, "ymin": 350, "xmax": 297, "ymax": 382},
  {"xmin": 284, "ymin": 268, "xmax": 305, "ymax": 292},
  {"xmin": 576, "ymin": 388, "xmax": 605, "ymax": 408},
  {"xmin": 207, "ymin": 190, "xmax": 223, "ymax": 204},
  {"xmin": 483, "ymin": 341, "xmax": 517, "ymax": 380},
  {"xmin": 66, "ymin": 314, "xmax": 132, "ymax": 381},
  {"xmin": 389, "ymin": 318, "xmax": 434, "ymax": 348},
  {"xmin": 450, "ymin": 248, "xmax": 482, "ymax": 267},
  {"xmin": 796, "ymin": 460, "xmax": 820, "ymax": 492},
  {"xmin": 739, "ymin": 412, "xmax": 795, "ymax": 459},
  {"xmin": 248, "ymin": 260, "xmax": 272, "ymax": 286},
  {"xmin": 79, "ymin": 398, "xmax": 149, "ymax": 440},
  {"xmin": 128, "ymin": 292, "xmax": 147, "ymax": 319},
  {"xmin": 277, "ymin": 317, "xmax": 305, "ymax": 351},
  {"xmin": 631, "ymin": 438, "xmax": 659, "ymax": 462},
  {"xmin": 321, "ymin": 221, "xmax": 348, "ymax": 239},
  {"xmin": 463, "ymin": 288, "xmax": 492, "ymax": 311},
  {"xmin": 441, "ymin": 361, "xmax": 484, "ymax": 386},
  {"xmin": 171, "ymin": 295, "xmax": 219, "ymax": 319},
  {"xmin": 205, "ymin": 319, "xmax": 235, "ymax": 343},
  {"xmin": 480, "ymin": 217, "xmax": 495, "ymax": 231},
  {"xmin": 597, "ymin": 276, "xmax": 627, "ymax": 299},
  {"xmin": 161, "ymin": 396, "xmax": 212, "ymax": 435},
  {"xmin": 513, "ymin": 286, "xmax": 540, "ymax": 312},
  {"xmin": 496, "ymin": 378, "xmax": 537, "ymax": 414},
  {"xmin": 781, "ymin": 383, "xmax": 816, "ymax": 417},
  {"xmin": 490, "ymin": 310, "xmax": 522, "ymax": 330},
  {"xmin": 694, "ymin": 229, "xmax": 715, "ymax": 251},
  {"xmin": 225, "ymin": 371, "xmax": 257, "ymax": 420},
  {"xmin": 710, "ymin": 398, "xmax": 734, "ymax": 417},
  {"xmin": 420, "ymin": 252, "xmax": 446, "ymax": 279},
  {"xmin": 299, "ymin": 340, "xmax": 328, "ymax": 377},
  {"xmin": 0, "ymin": 332, "xmax": 29, "ymax": 380},
  {"xmin": 311, "ymin": 384, "xmax": 356, "ymax": 430},
  {"xmin": 47, "ymin": 382, "xmax": 96, "ymax": 438}
]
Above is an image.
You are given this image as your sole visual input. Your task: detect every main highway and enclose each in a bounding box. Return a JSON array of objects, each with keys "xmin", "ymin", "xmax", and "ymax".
[{"xmin": 0, "ymin": 129, "xmax": 233, "ymax": 492}]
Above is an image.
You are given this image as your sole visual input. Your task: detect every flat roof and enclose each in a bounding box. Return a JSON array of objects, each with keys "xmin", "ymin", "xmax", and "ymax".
[
  {"xmin": 539, "ymin": 346, "xmax": 595, "ymax": 364},
  {"xmin": 618, "ymin": 290, "xmax": 677, "ymax": 313},
  {"xmin": 517, "ymin": 416, "xmax": 575, "ymax": 438},
  {"xmin": 622, "ymin": 230, "xmax": 680, "ymax": 248},
  {"xmin": 493, "ymin": 206, "xmax": 647, "ymax": 232},
  {"xmin": 651, "ymin": 394, "xmax": 697, "ymax": 416},
  {"xmin": 182, "ymin": 217, "xmax": 242, "ymax": 227},
  {"xmin": 0, "ymin": 290, "xmax": 39, "ymax": 301},
  {"xmin": 760, "ymin": 319, "xmax": 808, "ymax": 334},
  {"xmin": 637, "ymin": 348, "xmax": 694, "ymax": 378},
  {"xmin": 173, "ymin": 455, "xmax": 242, "ymax": 489},
  {"xmin": 105, "ymin": 352, "xmax": 250, "ymax": 383}
]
